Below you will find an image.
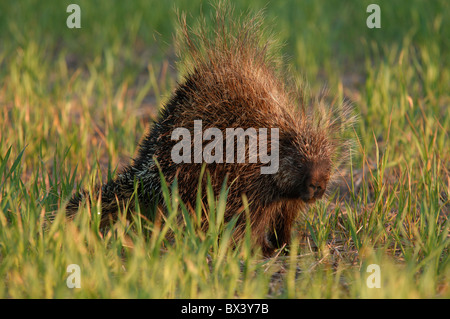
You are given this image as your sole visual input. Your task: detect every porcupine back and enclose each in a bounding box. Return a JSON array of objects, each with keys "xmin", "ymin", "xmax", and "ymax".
[{"xmin": 66, "ymin": 5, "xmax": 354, "ymax": 256}]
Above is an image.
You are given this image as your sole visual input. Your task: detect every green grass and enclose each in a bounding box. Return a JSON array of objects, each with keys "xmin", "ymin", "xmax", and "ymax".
[{"xmin": 0, "ymin": 0, "xmax": 449, "ymax": 298}]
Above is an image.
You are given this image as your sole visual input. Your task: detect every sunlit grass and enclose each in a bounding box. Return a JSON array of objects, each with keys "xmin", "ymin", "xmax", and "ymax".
[{"xmin": 0, "ymin": 0, "xmax": 448, "ymax": 298}]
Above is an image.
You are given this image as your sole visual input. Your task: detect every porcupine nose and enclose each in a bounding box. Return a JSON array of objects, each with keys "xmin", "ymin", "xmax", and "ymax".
[{"xmin": 308, "ymin": 183, "xmax": 324, "ymax": 198}]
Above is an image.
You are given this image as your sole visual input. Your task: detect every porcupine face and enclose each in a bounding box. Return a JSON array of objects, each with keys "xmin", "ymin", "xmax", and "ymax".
[{"xmin": 274, "ymin": 135, "xmax": 332, "ymax": 203}]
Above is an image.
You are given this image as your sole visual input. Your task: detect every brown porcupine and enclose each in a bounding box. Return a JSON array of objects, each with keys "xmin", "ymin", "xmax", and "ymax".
[{"xmin": 66, "ymin": 6, "xmax": 353, "ymax": 256}]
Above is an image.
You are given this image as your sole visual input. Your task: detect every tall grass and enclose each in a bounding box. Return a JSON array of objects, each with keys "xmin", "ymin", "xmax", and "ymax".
[{"xmin": 0, "ymin": 0, "xmax": 448, "ymax": 298}]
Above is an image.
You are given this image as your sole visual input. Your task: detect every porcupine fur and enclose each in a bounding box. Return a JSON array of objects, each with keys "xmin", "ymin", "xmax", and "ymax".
[{"xmin": 66, "ymin": 5, "xmax": 354, "ymax": 256}]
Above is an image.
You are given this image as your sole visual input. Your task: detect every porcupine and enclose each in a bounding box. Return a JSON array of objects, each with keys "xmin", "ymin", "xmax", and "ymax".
[{"xmin": 65, "ymin": 6, "xmax": 353, "ymax": 256}]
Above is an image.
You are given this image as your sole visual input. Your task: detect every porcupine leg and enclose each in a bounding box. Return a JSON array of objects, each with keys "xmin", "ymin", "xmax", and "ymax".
[{"xmin": 267, "ymin": 205, "xmax": 300, "ymax": 253}]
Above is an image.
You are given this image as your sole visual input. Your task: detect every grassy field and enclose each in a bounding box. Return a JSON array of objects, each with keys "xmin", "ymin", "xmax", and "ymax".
[{"xmin": 0, "ymin": 0, "xmax": 449, "ymax": 298}]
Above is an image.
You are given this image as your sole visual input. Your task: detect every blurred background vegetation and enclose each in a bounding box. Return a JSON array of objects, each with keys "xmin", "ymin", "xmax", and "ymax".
[{"xmin": 0, "ymin": 0, "xmax": 448, "ymax": 165}]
